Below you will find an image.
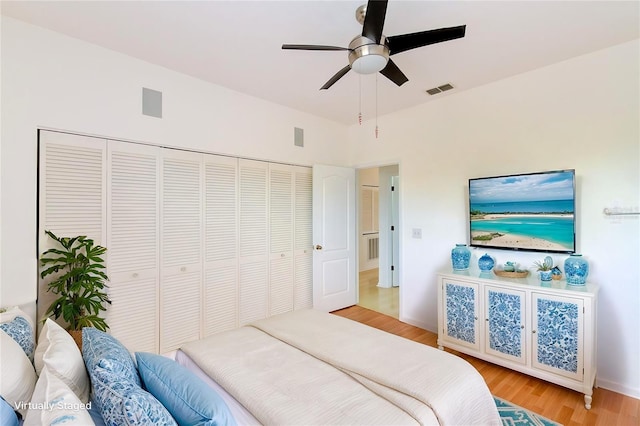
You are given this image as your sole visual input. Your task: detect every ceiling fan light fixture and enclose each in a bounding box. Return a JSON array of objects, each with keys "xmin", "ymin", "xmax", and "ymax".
[
  {"xmin": 351, "ymin": 53, "xmax": 388, "ymax": 74},
  {"xmin": 348, "ymin": 36, "xmax": 389, "ymax": 74}
]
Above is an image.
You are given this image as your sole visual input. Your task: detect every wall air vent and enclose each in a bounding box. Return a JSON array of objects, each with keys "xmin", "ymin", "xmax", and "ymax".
[{"xmin": 426, "ymin": 83, "xmax": 455, "ymax": 96}]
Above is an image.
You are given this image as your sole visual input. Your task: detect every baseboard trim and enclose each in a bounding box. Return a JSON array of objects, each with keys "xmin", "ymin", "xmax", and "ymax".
[{"xmin": 596, "ymin": 378, "xmax": 640, "ymax": 400}]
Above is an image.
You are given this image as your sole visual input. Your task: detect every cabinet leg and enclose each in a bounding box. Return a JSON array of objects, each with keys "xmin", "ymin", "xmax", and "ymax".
[
  {"xmin": 584, "ymin": 394, "xmax": 592, "ymax": 410},
  {"xmin": 437, "ymin": 345, "xmax": 444, "ymax": 350}
]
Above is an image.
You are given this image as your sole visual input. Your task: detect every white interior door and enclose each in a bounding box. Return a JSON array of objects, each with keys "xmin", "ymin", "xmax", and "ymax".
[{"xmin": 312, "ymin": 165, "xmax": 357, "ymax": 312}]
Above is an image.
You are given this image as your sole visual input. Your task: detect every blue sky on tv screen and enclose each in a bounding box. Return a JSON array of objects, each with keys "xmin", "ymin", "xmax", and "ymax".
[{"xmin": 469, "ymin": 171, "xmax": 574, "ymax": 204}]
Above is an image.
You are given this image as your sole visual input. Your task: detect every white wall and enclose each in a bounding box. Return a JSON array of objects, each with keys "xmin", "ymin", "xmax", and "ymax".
[
  {"xmin": 348, "ymin": 40, "xmax": 640, "ymax": 398},
  {"xmin": 2, "ymin": 15, "xmax": 638, "ymax": 399},
  {"xmin": 0, "ymin": 17, "xmax": 349, "ymax": 310}
]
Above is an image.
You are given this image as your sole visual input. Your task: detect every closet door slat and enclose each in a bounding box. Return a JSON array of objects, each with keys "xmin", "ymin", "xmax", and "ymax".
[
  {"xmin": 160, "ymin": 150, "xmax": 203, "ymax": 353},
  {"xmin": 294, "ymin": 167, "xmax": 313, "ymax": 310},
  {"xmin": 238, "ymin": 159, "xmax": 268, "ymax": 325},
  {"xmin": 38, "ymin": 131, "xmax": 107, "ymax": 328},
  {"xmin": 106, "ymin": 141, "xmax": 160, "ymax": 353},
  {"xmin": 269, "ymin": 164, "xmax": 294, "ymax": 316},
  {"xmin": 204, "ymin": 155, "xmax": 239, "ymax": 336}
]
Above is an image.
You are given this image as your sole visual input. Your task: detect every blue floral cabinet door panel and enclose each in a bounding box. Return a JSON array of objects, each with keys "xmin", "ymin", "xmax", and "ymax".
[
  {"xmin": 532, "ymin": 292, "xmax": 584, "ymax": 381},
  {"xmin": 443, "ymin": 280, "xmax": 480, "ymax": 351},
  {"xmin": 485, "ymin": 286, "xmax": 526, "ymax": 364}
]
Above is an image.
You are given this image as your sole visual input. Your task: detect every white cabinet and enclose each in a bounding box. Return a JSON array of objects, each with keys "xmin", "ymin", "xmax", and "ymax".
[{"xmin": 437, "ymin": 270, "xmax": 598, "ymax": 409}]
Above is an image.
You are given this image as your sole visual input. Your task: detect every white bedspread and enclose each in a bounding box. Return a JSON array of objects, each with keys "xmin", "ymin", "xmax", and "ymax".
[{"xmin": 181, "ymin": 309, "xmax": 500, "ymax": 426}]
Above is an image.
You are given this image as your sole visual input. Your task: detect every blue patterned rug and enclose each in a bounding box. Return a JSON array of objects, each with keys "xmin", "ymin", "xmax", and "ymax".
[{"xmin": 494, "ymin": 396, "xmax": 562, "ymax": 426}]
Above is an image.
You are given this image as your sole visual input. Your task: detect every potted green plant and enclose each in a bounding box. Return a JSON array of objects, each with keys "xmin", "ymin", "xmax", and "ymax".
[
  {"xmin": 40, "ymin": 231, "xmax": 111, "ymax": 348},
  {"xmin": 533, "ymin": 256, "xmax": 554, "ymax": 281}
]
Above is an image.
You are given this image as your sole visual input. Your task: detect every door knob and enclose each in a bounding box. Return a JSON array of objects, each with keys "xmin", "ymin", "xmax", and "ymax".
[{"xmin": 315, "ymin": 244, "xmax": 323, "ymax": 250}]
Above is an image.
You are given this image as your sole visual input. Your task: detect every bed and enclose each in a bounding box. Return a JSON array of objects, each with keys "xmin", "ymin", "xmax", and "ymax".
[
  {"xmin": 1, "ymin": 306, "xmax": 500, "ymax": 425},
  {"xmin": 178, "ymin": 309, "xmax": 500, "ymax": 425}
]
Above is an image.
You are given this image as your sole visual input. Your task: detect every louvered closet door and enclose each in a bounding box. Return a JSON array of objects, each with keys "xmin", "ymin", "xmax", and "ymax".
[
  {"xmin": 106, "ymin": 141, "xmax": 160, "ymax": 353},
  {"xmin": 238, "ymin": 159, "xmax": 269, "ymax": 325},
  {"xmin": 160, "ymin": 150, "xmax": 203, "ymax": 353},
  {"xmin": 38, "ymin": 131, "xmax": 107, "ymax": 324},
  {"xmin": 269, "ymin": 164, "xmax": 294, "ymax": 316},
  {"xmin": 203, "ymin": 155, "xmax": 238, "ymax": 336},
  {"xmin": 294, "ymin": 166, "xmax": 313, "ymax": 309}
]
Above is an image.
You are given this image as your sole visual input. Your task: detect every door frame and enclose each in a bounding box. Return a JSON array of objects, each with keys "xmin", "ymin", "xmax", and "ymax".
[{"xmin": 355, "ymin": 162, "xmax": 402, "ymax": 314}]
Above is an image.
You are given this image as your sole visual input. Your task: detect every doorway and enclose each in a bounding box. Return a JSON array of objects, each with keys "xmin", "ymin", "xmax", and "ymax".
[{"xmin": 357, "ymin": 165, "xmax": 399, "ymax": 318}]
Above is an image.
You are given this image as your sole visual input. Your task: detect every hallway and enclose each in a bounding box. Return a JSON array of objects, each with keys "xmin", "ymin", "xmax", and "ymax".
[{"xmin": 357, "ymin": 268, "xmax": 399, "ymax": 318}]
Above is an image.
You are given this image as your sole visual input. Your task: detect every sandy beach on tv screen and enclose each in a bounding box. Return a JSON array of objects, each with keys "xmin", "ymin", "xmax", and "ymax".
[
  {"xmin": 471, "ymin": 231, "xmax": 568, "ymax": 251},
  {"xmin": 478, "ymin": 213, "xmax": 573, "ymax": 220}
]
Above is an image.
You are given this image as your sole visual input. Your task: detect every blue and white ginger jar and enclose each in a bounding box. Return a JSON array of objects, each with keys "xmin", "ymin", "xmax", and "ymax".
[
  {"xmin": 451, "ymin": 244, "xmax": 471, "ymax": 271},
  {"xmin": 564, "ymin": 254, "xmax": 589, "ymax": 285},
  {"xmin": 478, "ymin": 253, "xmax": 495, "ymax": 271}
]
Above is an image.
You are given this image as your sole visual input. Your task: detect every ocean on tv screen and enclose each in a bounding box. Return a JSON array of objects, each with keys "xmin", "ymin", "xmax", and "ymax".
[{"xmin": 470, "ymin": 200, "xmax": 574, "ymax": 251}]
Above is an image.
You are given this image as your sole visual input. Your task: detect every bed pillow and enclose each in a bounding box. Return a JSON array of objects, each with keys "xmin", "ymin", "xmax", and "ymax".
[
  {"xmin": 0, "ymin": 307, "xmax": 35, "ymax": 362},
  {"xmin": 0, "ymin": 397, "xmax": 19, "ymax": 426},
  {"xmin": 136, "ymin": 352, "xmax": 236, "ymax": 426},
  {"xmin": 34, "ymin": 318, "xmax": 90, "ymax": 402},
  {"xmin": 0, "ymin": 330, "xmax": 37, "ymax": 417},
  {"xmin": 23, "ymin": 366, "xmax": 94, "ymax": 426},
  {"xmin": 92, "ymin": 365, "xmax": 176, "ymax": 425},
  {"xmin": 82, "ymin": 327, "xmax": 140, "ymax": 387}
]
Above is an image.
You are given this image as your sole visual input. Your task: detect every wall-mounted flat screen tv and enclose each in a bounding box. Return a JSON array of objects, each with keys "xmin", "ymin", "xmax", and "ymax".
[{"xmin": 469, "ymin": 169, "xmax": 576, "ymax": 253}]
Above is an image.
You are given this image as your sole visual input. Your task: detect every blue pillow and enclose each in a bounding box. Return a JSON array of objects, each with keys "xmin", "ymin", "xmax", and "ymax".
[
  {"xmin": 0, "ymin": 316, "xmax": 35, "ymax": 362},
  {"xmin": 136, "ymin": 352, "xmax": 236, "ymax": 426},
  {"xmin": 92, "ymin": 366, "xmax": 176, "ymax": 426},
  {"xmin": 82, "ymin": 327, "xmax": 140, "ymax": 387},
  {"xmin": 0, "ymin": 397, "xmax": 19, "ymax": 426}
]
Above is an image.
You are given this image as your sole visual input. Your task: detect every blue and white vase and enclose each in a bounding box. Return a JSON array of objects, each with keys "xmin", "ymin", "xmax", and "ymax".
[
  {"xmin": 564, "ymin": 254, "xmax": 589, "ymax": 285},
  {"xmin": 478, "ymin": 253, "xmax": 495, "ymax": 271},
  {"xmin": 451, "ymin": 244, "xmax": 471, "ymax": 271},
  {"xmin": 539, "ymin": 270, "xmax": 553, "ymax": 281}
]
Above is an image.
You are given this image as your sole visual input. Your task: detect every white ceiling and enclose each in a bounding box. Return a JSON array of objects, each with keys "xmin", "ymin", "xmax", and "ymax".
[{"xmin": 2, "ymin": 1, "xmax": 638, "ymax": 125}]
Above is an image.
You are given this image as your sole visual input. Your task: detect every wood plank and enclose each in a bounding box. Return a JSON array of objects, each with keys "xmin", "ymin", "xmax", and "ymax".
[{"xmin": 333, "ymin": 305, "xmax": 638, "ymax": 426}]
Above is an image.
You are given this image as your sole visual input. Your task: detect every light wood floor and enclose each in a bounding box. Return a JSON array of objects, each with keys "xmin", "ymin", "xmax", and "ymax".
[
  {"xmin": 358, "ymin": 268, "xmax": 399, "ymax": 318},
  {"xmin": 332, "ymin": 305, "xmax": 639, "ymax": 426}
]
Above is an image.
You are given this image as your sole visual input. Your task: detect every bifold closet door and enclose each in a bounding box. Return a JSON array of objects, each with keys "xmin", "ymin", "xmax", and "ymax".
[
  {"xmin": 203, "ymin": 155, "xmax": 239, "ymax": 336},
  {"xmin": 160, "ymin": 150, "xmax": 203, "ymax": 353},
  {"xmin": 38, "ymin": 131, "xmax": 107, "ymax": 324},
  {"xmin": 269, "ymin": 164, "xmax": 295, "ymax": 316},
  {"xmin": 106, "ymin": 141, "xmax": 160, "ymax": 354},
  {"xmin": 238, "ymin": 159, "xmax": 269, "ymax": 325},
  {"xmin": 293, "ymin": 166, "xmax": 313, "ymax": 309}
]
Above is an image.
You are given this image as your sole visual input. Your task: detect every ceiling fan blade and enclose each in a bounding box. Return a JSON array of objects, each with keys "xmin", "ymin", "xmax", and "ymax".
[
  {"xmin": 387, "ymin": 25, "xmax": 466, "ymax": 55},
  {"xmin": 362, "ymin": 0, "xmax": 388, "ymax": 44},
  {"xmin": 282, "ymin": 44, "xmax": 348, "ymax": 51},
  {"xmin": 320, "ymin": 65, "xmax": 352, "ymax": 90},
  {"xmin": 379, "ymin": 59, "xmax": 408, "ymax": 87}
]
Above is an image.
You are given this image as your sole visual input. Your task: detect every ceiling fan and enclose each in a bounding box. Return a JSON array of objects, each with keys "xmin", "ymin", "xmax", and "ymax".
[{"xmin": 282, "ymin": 0, "xmax": 466, "ymax": 90}]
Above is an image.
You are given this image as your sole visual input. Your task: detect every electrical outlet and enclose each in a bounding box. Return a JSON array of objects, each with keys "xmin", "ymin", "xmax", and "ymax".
[{"xmin": 412, "ymin": 228, "xmax": 422, "ymax": 239}]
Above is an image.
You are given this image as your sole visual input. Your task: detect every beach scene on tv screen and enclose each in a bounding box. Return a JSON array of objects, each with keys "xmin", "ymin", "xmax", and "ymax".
[{"xmin": 469, "ymin": 171, "xmax": 575, "ymax": 252}]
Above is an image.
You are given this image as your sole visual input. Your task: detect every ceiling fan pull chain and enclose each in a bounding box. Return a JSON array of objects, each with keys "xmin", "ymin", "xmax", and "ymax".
[
  {"xmin": 375, "ymin": 74, "xmax": 379, "ymax": 139},
  {"xmin": 358, "ymin": 74, "xmax": 363, "ymax": 125}
]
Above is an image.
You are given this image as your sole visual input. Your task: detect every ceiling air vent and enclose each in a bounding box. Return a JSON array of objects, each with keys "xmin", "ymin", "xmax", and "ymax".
[{"xmin": 426, "ymin": 83, "xmax": 454, "ymax": 95}]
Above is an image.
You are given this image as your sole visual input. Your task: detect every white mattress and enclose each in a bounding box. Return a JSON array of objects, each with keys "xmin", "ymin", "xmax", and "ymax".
[{"xmin": 174, "ymin": 349, "xmax": 260, "ymax": 425}]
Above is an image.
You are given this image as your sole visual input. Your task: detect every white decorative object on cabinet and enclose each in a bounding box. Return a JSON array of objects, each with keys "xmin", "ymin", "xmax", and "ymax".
[{"xmin": 437, "ymin": 269, "xmax": 598, "ymax": 409}]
